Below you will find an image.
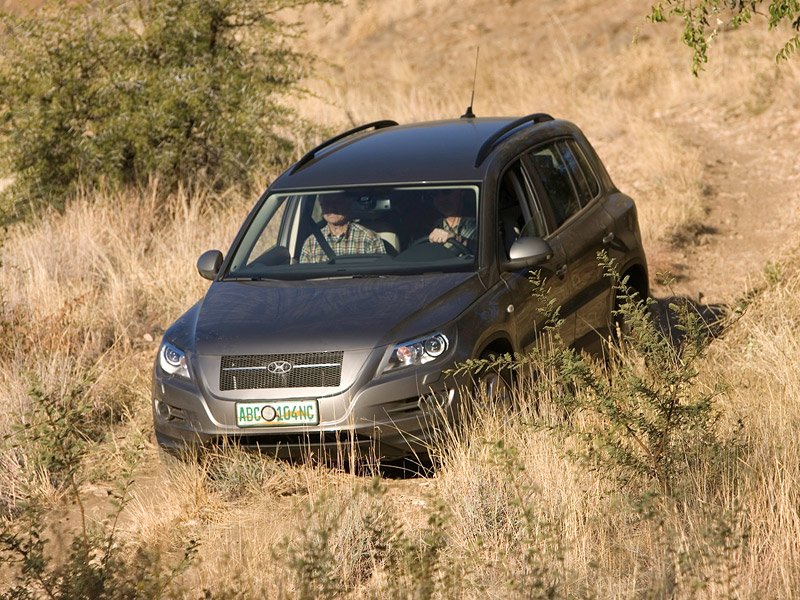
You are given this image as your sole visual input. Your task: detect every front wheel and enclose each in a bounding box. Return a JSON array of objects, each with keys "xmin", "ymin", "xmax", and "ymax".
[{"xmin": 475, "ymin": 352, "xmax": 513, "ymax": 404}]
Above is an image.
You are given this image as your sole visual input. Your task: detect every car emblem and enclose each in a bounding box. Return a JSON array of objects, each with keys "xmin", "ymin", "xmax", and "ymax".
[{"xmin": 267, "ymin": 360, "xmax": 293, "ymax": 375}]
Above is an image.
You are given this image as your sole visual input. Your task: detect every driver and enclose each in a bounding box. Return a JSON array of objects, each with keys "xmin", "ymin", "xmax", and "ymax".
[
  {"xmin": 300, "ymin": 193, "xmax": 387, "ymax": 263},
  {"xmin": 428, "ymin": 188, "xmax": 477, "ymax": 252}
]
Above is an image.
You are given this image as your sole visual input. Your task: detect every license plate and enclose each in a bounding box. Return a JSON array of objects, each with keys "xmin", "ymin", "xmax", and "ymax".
[{"xmin": 235, "ymin": 400, "xmax": 319, "ymax": 428}]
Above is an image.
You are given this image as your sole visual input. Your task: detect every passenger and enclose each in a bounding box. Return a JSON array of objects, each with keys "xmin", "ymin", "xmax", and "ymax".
[
  {"xmin": 300, "ymin": 193, "xmax": 387, "ymax": 263},
  {"xmin": 428, "ymin": 188, "xmax": 477, "ymax": 252}
]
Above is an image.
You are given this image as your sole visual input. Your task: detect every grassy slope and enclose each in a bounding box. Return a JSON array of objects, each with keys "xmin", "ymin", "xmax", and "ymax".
[{"xmin": 1, "ymin": 0, "xmax": 800, "ymax": 597}]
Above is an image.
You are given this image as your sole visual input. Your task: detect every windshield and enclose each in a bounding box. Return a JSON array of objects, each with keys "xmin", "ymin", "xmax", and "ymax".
[{"xmin": 224, "ymin": 185, "xmax": 480, "ymax": 280}]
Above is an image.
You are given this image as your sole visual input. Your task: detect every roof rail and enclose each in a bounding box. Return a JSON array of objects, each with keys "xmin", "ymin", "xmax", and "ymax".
[
  {"xmin": 474, "ymin": 113, "xmax": 554, "ymax": 167},
  {"xmin": 289, "ymin": 120, "xmax": 399, "ymax": 174}
]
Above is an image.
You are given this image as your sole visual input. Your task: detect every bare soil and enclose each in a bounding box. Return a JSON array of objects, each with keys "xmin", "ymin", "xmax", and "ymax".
[{"xmin": 648, "ymin": 106, "xmax": 800, "ymax": 306}]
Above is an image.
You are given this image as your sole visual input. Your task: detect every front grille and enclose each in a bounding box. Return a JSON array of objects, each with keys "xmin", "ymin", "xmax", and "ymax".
[{"xmin": 220, "ymin": 352, "xmax": 344, "ymax": 391}]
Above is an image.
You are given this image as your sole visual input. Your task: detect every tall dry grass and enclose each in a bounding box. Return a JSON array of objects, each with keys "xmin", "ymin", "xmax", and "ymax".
[
  {"xmin": 0, "ymin": 184, "xmax": 249, "ymax": 512},
  {"xmin": 0, "ymin": 169, "xmax": 797, "ymax": 595},
  {"xmin": 700, "ymin": 254, "xmax": 800, "ymax": 596},
  {"xmin": 1, "ymin": 0, "xmax": 800, "ymax": 597},
  {"xmin": 90, "ymin": 297, "xmax": 800, "ymax": 599}
]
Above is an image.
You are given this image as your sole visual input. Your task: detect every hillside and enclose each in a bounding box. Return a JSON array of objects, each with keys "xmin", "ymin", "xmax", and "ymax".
[
  {"xmin": 292, "ymin": 0, "xmax": 800, "ymax": 305},
  {"xmin": 1, "ymin": 0, "xmax": 800, "ymax": 597}
]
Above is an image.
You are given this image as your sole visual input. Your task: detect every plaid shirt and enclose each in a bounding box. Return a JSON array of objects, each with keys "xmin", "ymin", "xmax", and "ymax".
[
  {"xmin": 300, "ymin": 222, "xmax": 386, "ymax": 263},
  {"xmin": 439, "ymin": 217, "xmax": 477, "ymax": 248}
]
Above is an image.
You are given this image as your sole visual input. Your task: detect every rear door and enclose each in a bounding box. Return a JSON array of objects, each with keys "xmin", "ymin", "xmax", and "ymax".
[{"xmin": 525, "ymin": 140, "xmax": 616, "ymax": 350}]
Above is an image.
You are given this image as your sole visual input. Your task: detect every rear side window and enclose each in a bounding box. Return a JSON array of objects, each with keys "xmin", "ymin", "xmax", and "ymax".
[
  {"xmin": 529, "ymin": 144, "xmax": 581, "ymax": 228},
  {"xmin": 558, "ymin": 141, "xmax": 594, "ymax": 207},
  {"xmin": 566, "ymin": 140, "xmax": 600, "ymax": 201}
]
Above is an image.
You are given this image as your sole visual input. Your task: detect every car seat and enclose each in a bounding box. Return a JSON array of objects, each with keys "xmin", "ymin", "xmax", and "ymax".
[{"xmin": 361, "ymin": 219, "xmax": 400, "ymax": 255}]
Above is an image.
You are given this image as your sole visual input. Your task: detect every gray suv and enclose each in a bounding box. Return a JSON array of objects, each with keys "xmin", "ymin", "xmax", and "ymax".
[{"xmin": 153, "ymin": 113, "xmax": 648, "ymax": 458}]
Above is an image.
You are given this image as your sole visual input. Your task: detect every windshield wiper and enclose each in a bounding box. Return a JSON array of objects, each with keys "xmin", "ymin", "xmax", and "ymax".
[{"xmin": 223, "ymin": 275, "xmax": 282, "ymax": 282}]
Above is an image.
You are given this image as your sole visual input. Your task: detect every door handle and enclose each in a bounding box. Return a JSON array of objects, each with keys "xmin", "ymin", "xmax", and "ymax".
[
  {"xmin": 602, "ymin": 232, "xmax": 615, "ymax": 245},
  {"xmin": 555, "ymin": 264, "xmax": 567, "ymax": 278}
]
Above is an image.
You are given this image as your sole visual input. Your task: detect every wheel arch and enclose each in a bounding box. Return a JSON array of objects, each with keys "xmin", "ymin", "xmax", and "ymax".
[
  {"xmin": 620, "ymin": 262, "xmax": 649, "ymax": 301},
  {"xmin": 477, "ymin": 335, "xmax": 515, "ymax": 359}
]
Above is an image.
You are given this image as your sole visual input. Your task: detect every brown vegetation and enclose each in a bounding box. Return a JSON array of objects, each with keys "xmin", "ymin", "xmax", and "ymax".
[{"xmin": 1, "ymin": 0, "xmax": 800, "ymax": 597}]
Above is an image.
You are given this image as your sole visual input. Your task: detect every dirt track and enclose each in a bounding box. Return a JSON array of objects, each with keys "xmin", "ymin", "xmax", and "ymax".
[{"xmin": 648, "ymin": 106, "xmax": 800, "ymax": 307}]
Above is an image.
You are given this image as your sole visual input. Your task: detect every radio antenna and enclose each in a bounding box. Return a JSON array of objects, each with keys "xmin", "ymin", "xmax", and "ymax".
[{"xmin": 461, "ymin": 46, "xmax": 480, "ymax": 119}]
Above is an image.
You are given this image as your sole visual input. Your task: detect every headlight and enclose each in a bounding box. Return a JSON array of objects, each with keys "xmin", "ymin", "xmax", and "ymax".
[
  {"xmin": 384, "ymin": 332, "xmax": 449, "ymax": 374},
  {"xmin": 159, "ymin": 341, "xmax": 190, "ymax": 379}
]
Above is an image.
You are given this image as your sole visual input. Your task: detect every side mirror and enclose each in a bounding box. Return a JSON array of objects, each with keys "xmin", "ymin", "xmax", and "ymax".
[
  {"xmin": 503, "ymin": 237, "xmax": 553, "ymax": 271},
  {"xmin": 197, "ymin": 250, "xmax": 223, "ymax": 280}
]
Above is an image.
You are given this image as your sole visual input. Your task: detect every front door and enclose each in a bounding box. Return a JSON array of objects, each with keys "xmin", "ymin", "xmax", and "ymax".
[{"xmin": 496, "ymin": 159, "xmax": 574, "ymax": 351}]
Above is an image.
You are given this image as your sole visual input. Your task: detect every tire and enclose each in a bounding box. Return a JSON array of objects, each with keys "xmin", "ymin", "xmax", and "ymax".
[{"xmin": 476, "ymin": 352, "xmax": 513, "ymax": 405}]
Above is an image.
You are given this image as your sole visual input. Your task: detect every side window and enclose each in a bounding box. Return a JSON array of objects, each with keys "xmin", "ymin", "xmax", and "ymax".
[
  {"xmin": 557, "ymin": 141, "xmax": 594, "ymax": 207},
  {"xmin": 247, "ymin": 200, "xmax": 288, "ymax": 265},
  {"xmin": 566, "ymin": 140, "xmax": 601, "ymax": 201},
  {"xmin": 519, "ymin": 164, "xmax": 547, "ymax": 238},
  {"xmin": 497, "ymin": 161, "xmax": 546, "ymax": 258},
  {"xmin": 529, "ymin": 143, "xmax": 581, "ymax": 229}
]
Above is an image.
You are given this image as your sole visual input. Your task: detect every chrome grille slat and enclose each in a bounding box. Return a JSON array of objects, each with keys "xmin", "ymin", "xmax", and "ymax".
[{"xmin": 219, "ymin": 352, "xmax": 343, "ymax": 390}]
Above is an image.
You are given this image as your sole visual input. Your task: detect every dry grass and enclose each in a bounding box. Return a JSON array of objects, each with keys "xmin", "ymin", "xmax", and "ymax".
[
  {"xmin": 292, "ymin": 0, "xmax": 800, "ymax": 250},
  {"xmin": 0, "ymin": 183, "xmax": 249, "ymax": 512},
  {"xmin": 2, "ymin": 0, "xmax": 800, "ymax": 597},
  {"xmin": 1, "ymin": 192, "xmax": 800, "ymax": 596},
  {"xmin": 700, "ymin": 256, "xmax": 800, "ymax": 596}
]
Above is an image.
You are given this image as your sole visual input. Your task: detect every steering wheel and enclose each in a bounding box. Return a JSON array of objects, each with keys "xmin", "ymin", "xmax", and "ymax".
[{"xmin": 410, "ymin": 236, "xmax": 473, "ymax": 257}]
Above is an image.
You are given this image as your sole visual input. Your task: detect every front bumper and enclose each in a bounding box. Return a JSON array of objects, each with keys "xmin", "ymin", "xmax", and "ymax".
[{"xmin": 152, "ymin": 357, "xmax": 466, "ymax": 460}]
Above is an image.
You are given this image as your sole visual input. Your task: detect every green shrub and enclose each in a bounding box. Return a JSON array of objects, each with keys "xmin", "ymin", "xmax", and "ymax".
[
  {"xmin": 448, "ymin": 256, "xmax": 746, "ymax": 595},
  {"xmin": 565, "ymin": 256, "xmax": 728, "ymax": 498},
  {"xmin": 0, "ymin": 0, "xmax": 337, "ymax": 216},
  {"xmin": 458, "ymin": 253, "xmax": 729, "ymax": 499},
  {"xmin": 1, "ymin": 383, "xmax": 197, "ymax": 599},
  {"xmin": 649, "ymin": 0, "xmax": 800, "ymax": 73}
]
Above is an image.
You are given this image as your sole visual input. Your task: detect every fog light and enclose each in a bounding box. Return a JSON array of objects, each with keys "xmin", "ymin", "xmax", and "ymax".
[
  {"xmin": 154, "ymin": 399, "xmax": 172, "ymax": 421},
  {"xmin": 418, "ymin": 388, "xmax": 456, "ymax": 409}
]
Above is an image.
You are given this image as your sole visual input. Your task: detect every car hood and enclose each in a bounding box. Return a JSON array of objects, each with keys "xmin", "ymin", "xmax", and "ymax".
[{"xmin": 192, "ymin": 272, "xmax": 484, "ymax": 355}]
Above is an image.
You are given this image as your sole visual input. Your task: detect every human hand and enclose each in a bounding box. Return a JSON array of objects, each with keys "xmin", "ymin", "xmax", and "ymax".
[{"xmin": 429, "ymin": 228, "xmax": 453, "ymax": 244}]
